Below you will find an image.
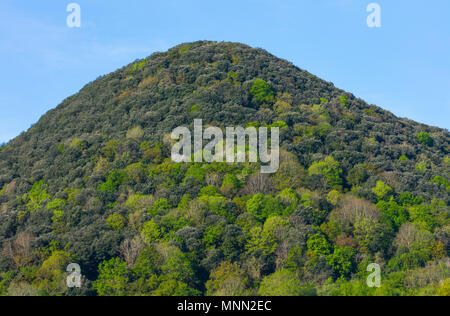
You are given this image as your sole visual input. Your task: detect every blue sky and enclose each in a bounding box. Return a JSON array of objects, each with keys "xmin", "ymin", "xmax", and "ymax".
[{"xmin": 0, "ymin": 0, "xmax": 449, "ymax": 143}]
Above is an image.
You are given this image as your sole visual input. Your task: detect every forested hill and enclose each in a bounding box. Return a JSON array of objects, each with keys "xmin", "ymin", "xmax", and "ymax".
[{"xmin": 0, "ymin": 41, "xmax": 448, "ymax": 296}]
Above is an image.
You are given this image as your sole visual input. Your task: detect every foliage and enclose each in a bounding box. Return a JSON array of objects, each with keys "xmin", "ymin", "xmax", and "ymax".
[
  {"xmin": 249, "ymin": 79, "xmax": 275, "ymax": 106},
  {"xmin": 0, "ymin": 41, "xmax": 449, "ymax": 297}
]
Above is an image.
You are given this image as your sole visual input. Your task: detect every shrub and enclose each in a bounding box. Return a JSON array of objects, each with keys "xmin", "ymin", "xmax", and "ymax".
[
  {"xmin": 416, "ymin": 132, "xmax": 433, "ymax": 147},
  {"xmin": 249, "ymin": 79, "xmax": 275, "ymax": 105}
]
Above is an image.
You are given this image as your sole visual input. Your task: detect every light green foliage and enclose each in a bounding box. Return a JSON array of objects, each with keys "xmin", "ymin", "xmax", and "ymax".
[
  {"xmin": 259, "ymin": 270, "xmax": 315, "ymax": 296},
  {"xmin": 431, "ymin": 176, "xmax": 450, "ymax": 192},
  {"xmin": 221, "ymin": 174, "xmax": 240, "ymax": 195},
  {"xmin": 160, "ymin": 251, "xmax": 196, "ymax": 285},
  {"xmin": 353, "ymin": 218, "xmax": 392, "ymax": 254},
  {"xmin": 66, "ymin": 187, "xmax": 82, "ymax": 205},
  {"xmin": 416, "ymin": 160, "xmax": 432, "ymax": 172},
  {"xmin": 107, "ymin": 213, "xmax": 126, "ymax": 231},
  {"xmin": 307, "ymin": 234, "xmax": 332, "ymax": 257},
  {"xmin": 276, "ymin": 188, "xmax": 300, "ymax": 216},
  {"xmin": 94, "ymin": 258, "xmax": 130, "ymax": 296},
  {"xmin": 51, "ymin": 210, "xmax": 64, "ymax": 225},
  {"xmin": 178, "ymin": 194, "xmax": 192, "ymax": 210},
  {"xmin": 308, "ymin": 156, "xmax": 343, "ymax": 187},
  {"xmin": 249, "ymin": 79, "xmax": 275, "ymax": 105},
  {"xmin": 339, "ymin": 95, "xmax": 349, "ymax": 107},
  {"xmin": 408, "ymin": 203, "xmax": 440, "ymax": 231},
  {"xmin": 416, "ymin": 132, "xmax": 433, "ymax": 147},
  {"xmin": 184, "ymin": 164, "xmax": 207, "ymax": 184},
  {"xmin": 274, "ymin": 100, "xmax": 291, "ymax": 115},
  {"xmin": 47, "ymin": 198, "xmax": 66, "ymax": 211},
  {"xmin": 246, "ymin": 194, "xmax": 283, "ymax": 222},
  {"xmin": 327, "ymin": 190, "xmax": 342, "ymax": 206},
  {"xmin": 269, "ymin": 121, "xmax": 288, "ymax": 129},
  {"xmin": 178, "ymin": 45, "xmax": 191, "ymax": 55},
  {"xmin": 203, "ymin": 224, "xmax": 225, "ymax": 248},
  {"xmin": 69, "ymin": 138, "xmax": 87, "ymax": 151},
  {"xmin": 97, "ymin": 170, "xmax": 126, "ymax": 193},
  {"xmin": 199, "ymin": 185, "xmax": 222, "ymax": 197},
  {"xmin": 246, "ymin": 226, "xmax": 277, "ymax": 257},
  {"xmin": 130, "ymin": 60, "xmax": 146, "ymax": 74},
  {"xmin": 190, "ymin": 104, "xmax": 200, "ymax": 114},
  {"xmin": 263, "ymin": 216, "xmax": 290, "ymax": 241},
  {"xmin": 0, "ymin": 184, "xmax": 6, "ymax": 196},
  {"xmin": 2, "ymin": 41, "xmax": 450, "ymax": 297},
  {"xmin": 398, "ymin": 191, "xmax": 424, "ymax": 207},
  {"xmin": 199, "ymin": 195, "xmax": 229, "ymax": 220},
  {"xmin": 24, "ymin": 180, "xmax": 52, "ymax": 212},
  {"xmin": 206, "ymin": 262, "xmax": 252, "ymax": 296},
  {"xmin": 372, "ymin": 181, "xmax": 393, "ymax": 201},
  {"xmin": 150, "ymin": 198, "xmax": 172, "ymax": 216},
  {"xmin": 125, "ymin": 194, "xmax": 154, "ymax": 211},
  {"xmin": 102, "ymin": 140, "xmax": 118, "ymax": 160},
  {"xmin": 125, "ymin": 162, "xmax": 146, "ymax": 183},
  {"xmin": 141, "ymin": 221, "xmax": 162, "ymax": 244},
  {"xmin": 126, "ymin": 126, "xmax": 144, "ymax": 142},
  {"xmin": 37, "ymin": 250, "xmax": 73, "ymax": 295},
  {"xmin": 301, "ymin": 192, "xmax": 314, "ymax": 207}
]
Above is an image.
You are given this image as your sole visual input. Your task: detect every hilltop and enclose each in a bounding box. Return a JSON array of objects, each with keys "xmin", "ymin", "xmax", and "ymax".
[{"xmin": 0, "ymin": 41, "xmax": 448, "ymax": 296}]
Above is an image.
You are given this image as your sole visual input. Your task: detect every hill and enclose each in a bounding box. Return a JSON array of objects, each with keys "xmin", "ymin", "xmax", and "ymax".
[{"xmin": 0, "ymin": 41, "xmax": 448, "ymax": 296}]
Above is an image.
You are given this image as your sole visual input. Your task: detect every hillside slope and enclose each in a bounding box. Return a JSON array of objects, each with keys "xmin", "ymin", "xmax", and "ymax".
[{"xmin": 0, "ymin": 41, "xmax": 448, "ymax": 296}]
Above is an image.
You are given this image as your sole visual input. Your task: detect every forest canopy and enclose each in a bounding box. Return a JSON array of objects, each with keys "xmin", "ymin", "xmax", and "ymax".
[{"xmin": 0, "ymin": 41, "xmax": 448, "ymax": 297}]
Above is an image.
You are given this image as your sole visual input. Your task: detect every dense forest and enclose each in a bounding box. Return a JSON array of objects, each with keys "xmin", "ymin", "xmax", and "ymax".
[{"xmin": 0, "ymin": 41, "xmax": 448, "ymax": 296}]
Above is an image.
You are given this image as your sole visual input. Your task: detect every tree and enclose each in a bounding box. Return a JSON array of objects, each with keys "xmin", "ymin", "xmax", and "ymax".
[
  {"xmin": 141, "ymin": 221, "xmax": 162, "ymax": 244},
  {"xmin": 259, "ymin": 269, "xmax": 315, "ymax": 296},
  {"xmin": 246, "ymin": 227, "xmax": 277, "ymax": 257},
  {"xmin": 246, "ymin": 194, "xmax": 283, "ymax": 222},
  {"xmin": 307, "ymin": 234, "xmax": 332, "ymax": 257},
  {"xmin": 416, "ymin": 132, "xmax": 433, "ymax": 147},
  {"xmin": 277, "ymin": 188, "xmax": 300, "ymax": 216},
  {"xmin": 376, "ymin": 199, "xmax": 409, "ymax": 230},
  {"xmin": 326, "ymin": 247, "xmax": 356, "ymax": 278},
  {"xmin": 250, "ymin": 79, "xmax": 275, "ymax": 106},
  {"xmin": 353, "ymin": 218, "xmax": 393, "ymax": 254},
  {"xmin": 372, "ymin": 181, "xmax": 393, "ymax": 201},
  {"xmin": 206, "ymin": 262, "xmax": 252, "ymax": 296},
  {"xmin": 107, "ymin": 213, "xmax": 126, "ymax": 231},
  {"xmin": 308, "ymin": 156, "xmax": 343, "ymax": 188},
  {"xmin": 126, "ymin": 126, "xmax": 144, "ymax": 142},
  {"xmin": 220, "ymin": 174, "xmax": 240, "ymax": 196},
  {"xmin": 94, "ymin": 258, "xmax": 130, "ymax": 296}
]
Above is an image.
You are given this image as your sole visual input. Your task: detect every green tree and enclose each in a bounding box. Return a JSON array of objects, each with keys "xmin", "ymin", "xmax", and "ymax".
[
  {"xmin": 307, "ymin": 234, "xmax": 332, "ymax": 257},
  {"xmin": 94, "ymin": 258, "xmax": 130, "ymax": 296},
  {"xmin": 246, "ymin": 226, "xmax": 277, "ymax": 257},
  {"xmin": 246, "ymin": 194, "xmax": 283, "ymax": 222},
  {"xmin": 372, "ymin": 181, "xmax": 393, "ymax": 201},
  {"xmin": 416, "ymin": 132, "xmax": 433, "ymax": 147},
  {"xmin": 206, "ymin": 262, "xmax": 252, "ymax": 296},
  {"xmin": 326, "ymin": 247, "xmax": 356, "ymax": 278},
  {"xmin": 259, "ymin": 269, "xmax": 316, "ymax": 296},
  {"xmin": 107, "ymin": 213, "xmax": 126, "ymax": 231},
  {"xmin": 308, "ymin": 156, "xmax": 343, "ymax": 188},
  {"xmin": 141, "ymin": 221, "xmax": 162, "ymax": 244},
  {"xmin": 249, "ymin": 79, "xmax": 275, "ymax": 105}
]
